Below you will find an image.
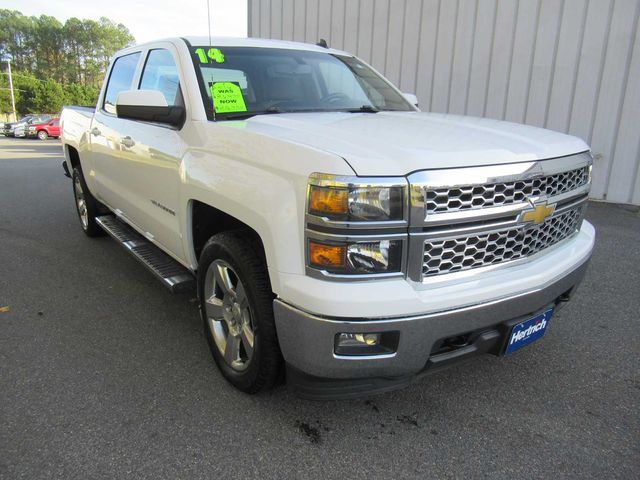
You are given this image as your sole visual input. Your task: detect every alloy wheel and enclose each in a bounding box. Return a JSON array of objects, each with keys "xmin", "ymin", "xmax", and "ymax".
[
  {"xmin": 73, "ymin": 174, "xmax": 88, "ymax": 229},
  {"xmin": 203, "ymin": 260, "xmax": 255, "ymax": 371}
]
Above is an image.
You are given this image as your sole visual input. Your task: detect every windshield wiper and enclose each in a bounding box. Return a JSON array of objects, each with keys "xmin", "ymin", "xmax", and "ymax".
[{"xmin": 342, "ymin": 105, "xmax": 380, "ymax": 113}]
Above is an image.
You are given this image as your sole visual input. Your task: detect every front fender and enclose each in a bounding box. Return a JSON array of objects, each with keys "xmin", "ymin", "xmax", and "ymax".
[{"xmin": 179, "ymin": 123, "xmax": 353, "ymax": 294}]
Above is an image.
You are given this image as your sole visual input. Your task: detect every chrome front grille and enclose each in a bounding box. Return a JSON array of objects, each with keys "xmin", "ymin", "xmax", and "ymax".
[
  {"xmin": 425, "ymin": 166, "xmax": 590, "ymax": 214},
  {"xmin": 407, "ymin": 152, "xmax": 592, "ymax": 281},
  {"xmin": 421, "ymin": 206, "xmax": 583, "ymax": 277}
]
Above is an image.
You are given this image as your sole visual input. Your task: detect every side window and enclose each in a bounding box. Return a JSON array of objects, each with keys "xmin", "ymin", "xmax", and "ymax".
[
  {"xmin": 139, "ymin": 49, "xmax": 181, "ymax": 106},
  {"xmin": 103, "ymin": 52, "xmax": 141, "ymax": 114}
]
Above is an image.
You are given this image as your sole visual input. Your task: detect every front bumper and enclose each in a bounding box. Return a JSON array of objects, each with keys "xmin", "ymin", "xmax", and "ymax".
[{"xmin": 274, "ymin": 257, "xmax": 590, "ymax": 398}]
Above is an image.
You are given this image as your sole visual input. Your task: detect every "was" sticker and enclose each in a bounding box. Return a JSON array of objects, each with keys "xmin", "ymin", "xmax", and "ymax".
[{"xmin": 210, "ymin": 82, "xmax": 247, "ymax": 114}]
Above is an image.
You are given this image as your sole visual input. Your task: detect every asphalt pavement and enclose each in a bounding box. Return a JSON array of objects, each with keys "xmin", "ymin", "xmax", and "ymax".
[{"xmin": 1, "ymin": 137, "xmax": 638, "ymax": 479}]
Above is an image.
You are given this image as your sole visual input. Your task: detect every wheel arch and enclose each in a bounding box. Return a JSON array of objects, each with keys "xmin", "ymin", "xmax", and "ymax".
[
  {"xmin": 189, "ymin": 200, "xmax": 271, "ymax": 288},
  {"xmin": 65, "ymin": 144, "xmax": 81, "ymax": 170}
]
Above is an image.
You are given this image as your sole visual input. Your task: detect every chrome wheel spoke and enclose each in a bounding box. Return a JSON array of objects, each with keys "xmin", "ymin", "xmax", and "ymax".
[
  {"xmin": 224, "ymin": 335, "xmax": 241, "ymax": 365},
  {"xmin": 205, "ymin": 295, "xmax": 224, "ymax": 319},
  {"xmin": 236, "ymin": 281, "xmax": 248, "ymax": 309},
  {"xmin": 214, "ymin": 263, "xmax": 234, "ymax": 296},
  {"xmin": 241, "ymin": 323, "xmax": 254, "ymax": 357}
]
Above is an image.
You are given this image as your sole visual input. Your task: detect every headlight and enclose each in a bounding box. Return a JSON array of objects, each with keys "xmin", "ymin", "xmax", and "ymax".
[
  {"xmin": 307, "ymin": 174, "xmax": 406, "ymax": 222},
  {"xmin": 308, "ymin": 238, "xmax": 403, "ymax": 274},
  {"xmin": 306, "ymin": 174, "xmax": 408, "ymax": 279}
]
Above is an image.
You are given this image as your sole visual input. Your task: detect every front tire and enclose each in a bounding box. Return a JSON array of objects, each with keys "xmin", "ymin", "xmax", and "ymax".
[
  {"xmin": 37, "ymin": 130, "xmax": 48, "ymax": 140},
  {"xmin": 198, "ymin": 231, "xmax": 282, "ymax": 393},
  {"xmin": 72, "ymin": 166, "xmax": 105, "ymax": 237}
]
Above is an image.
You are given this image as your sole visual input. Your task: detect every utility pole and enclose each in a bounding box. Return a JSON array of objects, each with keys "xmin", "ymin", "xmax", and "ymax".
[{"xmin": 6, "ymin": 58, "xmax": 17, "ymax": 122}]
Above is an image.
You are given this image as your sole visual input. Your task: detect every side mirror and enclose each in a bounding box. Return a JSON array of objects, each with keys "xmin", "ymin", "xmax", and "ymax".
[
  {"xmin": 116, "ymin": 90, "xmax": 185, "ymax": 128},
  {"xmin": 403, "ymin": 93, "xmax": 419, "ymax": 109}
]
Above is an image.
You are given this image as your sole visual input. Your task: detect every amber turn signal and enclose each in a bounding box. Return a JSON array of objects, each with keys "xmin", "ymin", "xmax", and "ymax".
[
  {"xmin": 308, "ymin": 241, "xmax": 346, "ymax": 269},
  {"xmin": 308, "ymin": 186, "xmax": 348, "ymax": 216}
]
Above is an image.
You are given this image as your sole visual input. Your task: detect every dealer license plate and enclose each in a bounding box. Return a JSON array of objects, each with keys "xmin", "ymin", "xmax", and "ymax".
[{"xmin": 505, "ymin": 309, "xmax": 553, "ymax": 355}]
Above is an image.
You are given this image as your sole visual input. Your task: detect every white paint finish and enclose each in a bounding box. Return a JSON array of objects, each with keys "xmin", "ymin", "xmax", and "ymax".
[
  {"xmin": 235, "ymin": 110, "xmax": 588, "ymax": 176},
  {"xmin": 249, "ymin": 0, "xmax": 640, "ymax": 205},
  {"xmin": 116, "ymin": 89, "xmax": 168, "ymax": 107}
]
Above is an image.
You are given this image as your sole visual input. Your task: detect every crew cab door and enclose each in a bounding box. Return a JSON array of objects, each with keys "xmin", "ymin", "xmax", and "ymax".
[
  {"xmin": 90, "ymin": 51, "xmax": 143, "ymax": 214},
  {"xmin": 91, "ymin": 45, "xmax": 186, "ymax": 260},
  {"xmin": 114, "ymin": 46, "xmax": 187, "ymax": 258}
]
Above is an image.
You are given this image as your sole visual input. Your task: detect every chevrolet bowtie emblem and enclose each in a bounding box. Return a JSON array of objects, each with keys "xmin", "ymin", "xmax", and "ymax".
[{"xmin": 520, "ymin": 202, "xmax": 556, "ymax": 225}]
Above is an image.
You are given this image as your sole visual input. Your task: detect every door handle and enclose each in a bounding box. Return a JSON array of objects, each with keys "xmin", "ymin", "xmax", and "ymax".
[
  {"xmin": 120, "ymin": 136, "xmax": 135, "ymax": 148},
  {"xmin": 90, "ymin": 127, "xmax": 101, "ymax": 136}
]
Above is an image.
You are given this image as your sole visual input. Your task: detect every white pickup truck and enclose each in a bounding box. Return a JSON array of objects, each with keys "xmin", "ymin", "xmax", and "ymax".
[{"xmin": 60, "ymin": 37, "xmax": 595, "ymax": 398}]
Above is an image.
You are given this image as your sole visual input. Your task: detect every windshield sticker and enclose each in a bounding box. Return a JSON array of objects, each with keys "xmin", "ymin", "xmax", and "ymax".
[
  {"xmin": 210, "ymin": 82, "xmax": 247, "ymax": 113},
  {"xmin": 194, "ymin": 47, "xmax": 225, "ymax": 64}
]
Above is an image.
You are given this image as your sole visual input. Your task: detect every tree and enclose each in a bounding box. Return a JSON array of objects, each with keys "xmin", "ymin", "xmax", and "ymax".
[
  {"xmin": 11, "ymin": 72, "xmax": 40, "ymax": 114},
  {"xmin": 63, "ymin": 83, "xmax": 99, "ymax": 107},
  {"xmin": 34, "ymin": 78, "xmax": 65, "ymax": 113},
  {"xmin": 0, "ymin": 9, "xmax": 134, "ymax": 114}
]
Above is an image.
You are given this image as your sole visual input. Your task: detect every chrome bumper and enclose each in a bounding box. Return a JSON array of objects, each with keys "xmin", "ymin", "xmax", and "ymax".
[{"xmin": 274, "ymin": 258, "xmax": 590, "ymax": 386}]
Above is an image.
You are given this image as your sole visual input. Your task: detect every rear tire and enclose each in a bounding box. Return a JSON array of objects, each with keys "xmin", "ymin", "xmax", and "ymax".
[
  {"xmin": 72, "ymin": 166, "xmax": 105, "ymax": 237},
  {"xmin": 198, "ymin": 231, "xmax": 282, "ymax": 393},
  {"xmin": 37, "ymin": 130, "xmax": 48, "ymax": 140}
]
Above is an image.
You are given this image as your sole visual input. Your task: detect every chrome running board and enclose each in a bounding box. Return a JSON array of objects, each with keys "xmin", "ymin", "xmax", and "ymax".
[{"xmin": 95, "ymin": 216, "xmax": 195, "ymax": 293}]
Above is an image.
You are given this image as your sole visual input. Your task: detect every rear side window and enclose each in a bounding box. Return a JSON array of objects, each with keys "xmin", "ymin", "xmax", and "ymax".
[
  {"xmin": 103, "ymin": 52, "xmax": 141, "ymax": 114},
  {"xmin": 139, "ymin": 49, "xmax": 181, "ymax": 106}
]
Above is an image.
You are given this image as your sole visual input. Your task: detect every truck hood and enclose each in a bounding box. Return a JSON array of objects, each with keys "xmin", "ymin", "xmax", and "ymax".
[{"xmin": 243, "ymin": 111, "xmax": 589, "ymax": 176}]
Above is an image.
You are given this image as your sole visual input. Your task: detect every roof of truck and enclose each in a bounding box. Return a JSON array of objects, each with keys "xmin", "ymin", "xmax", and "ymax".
[{"xmin": 134, "ymin": 36, "xmax": 350, "ymax": 56}]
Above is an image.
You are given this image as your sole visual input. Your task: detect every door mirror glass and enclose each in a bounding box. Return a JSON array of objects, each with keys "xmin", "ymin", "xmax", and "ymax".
[{"xmin": 115, "ymin": 89, "xmax": 185, "ymax": 128}]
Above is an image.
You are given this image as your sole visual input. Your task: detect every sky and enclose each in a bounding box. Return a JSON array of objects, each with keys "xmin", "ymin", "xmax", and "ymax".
[{"xmin": 0, "ymin": 0, "xmax": 248, "ymax": 43}]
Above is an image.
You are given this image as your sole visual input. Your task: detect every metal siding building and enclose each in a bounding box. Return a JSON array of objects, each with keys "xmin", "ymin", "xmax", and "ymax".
[{"xmin": 248, "ymin": 0, "xmax": 640, "ymax": 205}]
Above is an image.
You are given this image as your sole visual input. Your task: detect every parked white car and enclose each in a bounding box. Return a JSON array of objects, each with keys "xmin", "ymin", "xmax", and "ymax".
[{"xmin": 60, "ymin": 37, "xmax": 595, "ymax": 398}]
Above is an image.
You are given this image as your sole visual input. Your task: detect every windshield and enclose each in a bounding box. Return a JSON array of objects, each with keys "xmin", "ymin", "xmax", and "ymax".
[{"xmin": 189, "ymin": 46, "xmax": 414, "ymax": 120}]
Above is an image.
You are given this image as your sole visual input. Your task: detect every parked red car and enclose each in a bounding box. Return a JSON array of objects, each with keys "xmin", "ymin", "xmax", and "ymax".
[{"xmin": 27, "ymin": 118, "xmax": 60, "ymax": 140}]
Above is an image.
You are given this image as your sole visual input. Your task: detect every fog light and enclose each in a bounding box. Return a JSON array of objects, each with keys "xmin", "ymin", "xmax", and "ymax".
[
  {"xmin": 334, "ymin": 331, "xmax": 399, "ymax": 356},
  {"xmin": 339, "ymin": 333, "xmax": 380, "ymax": 347}
]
